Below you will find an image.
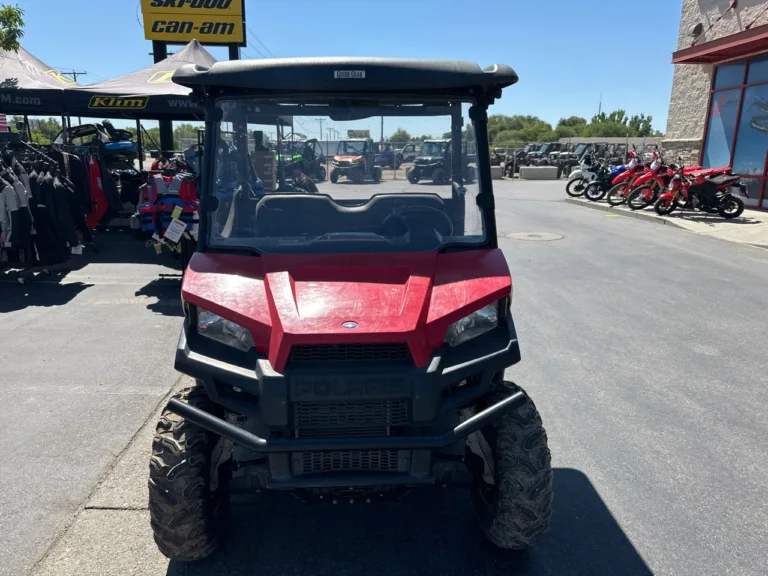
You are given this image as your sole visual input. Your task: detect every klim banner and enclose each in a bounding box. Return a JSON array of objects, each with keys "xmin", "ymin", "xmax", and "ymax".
[{"xmin": 141, "ymin": 0, "xmax": 245, "ymax": 45}]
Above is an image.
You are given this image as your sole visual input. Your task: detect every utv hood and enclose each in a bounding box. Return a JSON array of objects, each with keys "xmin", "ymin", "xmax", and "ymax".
[
  {"xmin": 334, "ymin": 155, "xmax": 364, "ymax": 162},
  {"xmin": 182, "ymin": 250, "xmax": 511, "ymax": 371}
]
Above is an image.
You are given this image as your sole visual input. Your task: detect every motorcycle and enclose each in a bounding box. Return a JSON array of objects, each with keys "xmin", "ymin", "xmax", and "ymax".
[
  {"xmin": 565, "ymin": 154, "xmax": 601, "ymax": 197},
  {"xmin": 584, "ymin": 163, "xmax": 628, "ymax": 201},
  {"xmin": 626, "ymin": 148, "xmax": 669, "ymax": 210},
  {"xmin": 605, "ymin": 148, "xmax": 647, "ymax": 206},
  {"xmin": 654, "ymin": 165, "xmax": 749, "ymax": 219}
]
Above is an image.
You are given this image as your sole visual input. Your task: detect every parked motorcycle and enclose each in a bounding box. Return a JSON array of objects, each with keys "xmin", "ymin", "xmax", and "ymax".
[
  {"xmin": 584, "ymin": 163, "xmax": 628, "ymax": 201},
  {"xmin": 626, "ymin": 148, "xmax": 668, "ymax": 210},
  {"xmin": 654, "ymin": 165, "xmax": 749, "ymax": 219},
  {"xmin": 565, "ymin": 154, "xmax": 601, "ymax": 196},
  {"xmin": 605, "ymin": 148, "xmax": 646, "ymax": 206}
]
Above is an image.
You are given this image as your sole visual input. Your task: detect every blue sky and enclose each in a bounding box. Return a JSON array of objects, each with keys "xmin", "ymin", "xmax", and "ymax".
[{"xmin": 17, "ymin": 0, "xmax": 682, "ymax": 137}]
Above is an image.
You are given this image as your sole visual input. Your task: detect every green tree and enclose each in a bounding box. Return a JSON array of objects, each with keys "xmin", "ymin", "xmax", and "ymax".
[
  {"xmin": 387, "ymin": 128, "xmax": 411, "ymax": 143},
  {"xmin": 0, "ymin": 4, "xmax": 24, "ymax": 52},
  {"xmin": 173, "ymin": 123, "xmax": 200, "ymax": 149}
]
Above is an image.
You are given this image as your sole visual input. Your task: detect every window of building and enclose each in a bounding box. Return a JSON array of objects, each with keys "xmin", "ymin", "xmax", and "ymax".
[{"xmin": 702, "ymin": 54, "xmax": 768, "ymax": 208}]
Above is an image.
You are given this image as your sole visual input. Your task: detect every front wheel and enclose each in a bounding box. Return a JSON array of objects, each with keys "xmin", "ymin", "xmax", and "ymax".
[
  {"xmin": 627, "ymin": 187, "xmax": 650, "ymax": 211},
  {"xmin": 718, "ymin": 195, "xmax": 745, "ymax": 219},
  {"xmin": 407, "ymin": 169, "xmax": 420, "ymax": 184},
  {"xmin": 329, "ymin": 168, "xmax": 339, "ymax": 184},
  {"xmin": 565, "ymin": 177, "xmax": 586, "ymax": 197},
  {"xmin": 148, "ymin": 385, "xmax": 230, "ymax": 562},
  {"xmin": 317, "ymin": 165, "xmax": 327, "ymax": 182},
  {"xmin": 584, "ymin": 181, "xmax": 607, "ymax": 202},
  {"xmin": 470, "ymin": 381, "xmax": 553, "ymax": 550},
  {"xmin": 606, "ymin": 183, "xmax": 628, "ymax": 206},
  {"xmin": 654, "ymin": 196, "xmax": 679, "ymax": 216}
]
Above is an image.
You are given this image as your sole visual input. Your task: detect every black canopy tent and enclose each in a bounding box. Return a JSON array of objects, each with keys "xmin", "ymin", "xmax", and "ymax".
[
  {"xmin": 62, "ymin": 40, "xmax": 215, "ymax": 121},
  {"xmin": 0, "ymin": 46, "xmax": 79, "ymax": 115}
]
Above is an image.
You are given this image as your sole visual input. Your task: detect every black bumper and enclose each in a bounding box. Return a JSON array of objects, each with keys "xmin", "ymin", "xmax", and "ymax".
[{"xmin": 171, "ymin": 317, "xmax": 521, "ymax": 487}]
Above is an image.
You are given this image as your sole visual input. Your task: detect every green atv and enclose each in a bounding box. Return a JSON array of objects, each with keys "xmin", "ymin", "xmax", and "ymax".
[{"xmin": 277, "ymin": 138, "xmax": 327, "ymax": 181}]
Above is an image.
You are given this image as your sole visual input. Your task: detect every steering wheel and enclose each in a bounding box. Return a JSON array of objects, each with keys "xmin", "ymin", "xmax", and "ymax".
[{"xmin": 380, "ymin": 205, "xmax": 454, "ymax": 237}]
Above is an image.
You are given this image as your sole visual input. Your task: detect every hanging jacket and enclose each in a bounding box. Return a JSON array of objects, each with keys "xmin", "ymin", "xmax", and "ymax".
[{"xmin": 86, "ymin": 156, "xmax": 107, "ymax": 229}]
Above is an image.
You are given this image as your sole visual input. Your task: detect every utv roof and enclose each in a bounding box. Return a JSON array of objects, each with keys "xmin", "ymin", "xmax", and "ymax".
[{"xmin": 173, "ymin": 57, "xmax": 518, "ymax": 100}]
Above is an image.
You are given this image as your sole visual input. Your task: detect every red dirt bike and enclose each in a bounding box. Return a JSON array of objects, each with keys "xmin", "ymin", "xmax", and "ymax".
[
  {"xmin": 626, "ymin": 149, "xmax": 707, "ymax": 211},
  {"xmin": 605, "ymin": 149, "xmax": 647, "ymax": 206},
  {"xmin": 654, "ymin": 165, "xmax": 748, "ymax": 219}
]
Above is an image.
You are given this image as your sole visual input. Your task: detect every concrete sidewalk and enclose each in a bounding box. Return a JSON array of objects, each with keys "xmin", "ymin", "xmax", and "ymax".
[{"xmin": 564, "ymin": 197, "xmax": 768, "ymax": 248}]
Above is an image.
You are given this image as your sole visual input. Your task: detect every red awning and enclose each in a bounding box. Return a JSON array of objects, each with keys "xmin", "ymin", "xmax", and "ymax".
[{"xmin": 672, "ymin": 23, "xmax": 768, "ymax": 64}]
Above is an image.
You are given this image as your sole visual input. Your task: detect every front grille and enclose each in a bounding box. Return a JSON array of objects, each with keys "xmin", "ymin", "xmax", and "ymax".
[
  {"xmin": 294, "ymin": 400, "xmax": 408, "ymax": 429},
  {"xmin": 290, "ymin": 343, "xmax": 411, "ymax": 363},
  {"xmin": 299, "ymin": 449, "xmax": 401, "ymax": 474}
]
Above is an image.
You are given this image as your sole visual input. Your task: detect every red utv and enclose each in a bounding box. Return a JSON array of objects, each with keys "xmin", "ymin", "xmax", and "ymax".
[{"xmin": 149, "ymin": 57, "xmax": 553, "ymax": 562}]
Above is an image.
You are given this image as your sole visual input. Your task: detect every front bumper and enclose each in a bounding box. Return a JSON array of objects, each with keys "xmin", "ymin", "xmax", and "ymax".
[{"xmin": 172, "ymin": 317, "xmax": 522, "ymax": 488}]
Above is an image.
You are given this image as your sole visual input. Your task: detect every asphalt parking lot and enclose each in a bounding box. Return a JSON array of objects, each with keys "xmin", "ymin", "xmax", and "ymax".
[{"xmin": 3, "ymin": 180, "xmax": 768, "ymax": 576}]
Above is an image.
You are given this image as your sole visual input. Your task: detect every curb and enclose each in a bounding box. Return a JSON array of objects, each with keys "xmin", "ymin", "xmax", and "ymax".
[{"xmin": 564, "ymin": 197, "xmax": 688, "ymax": 230}]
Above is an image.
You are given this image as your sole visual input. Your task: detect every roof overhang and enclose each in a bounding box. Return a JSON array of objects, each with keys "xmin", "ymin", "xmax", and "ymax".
[{"xmin": 672, "ymin": 23, "xmax": 768, "ymax": 64}]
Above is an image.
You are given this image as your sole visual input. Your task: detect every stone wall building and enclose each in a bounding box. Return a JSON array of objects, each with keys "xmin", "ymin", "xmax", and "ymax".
[{"xmin": 663, "ymin": 0, "xmax": 768, "ymax": 208}]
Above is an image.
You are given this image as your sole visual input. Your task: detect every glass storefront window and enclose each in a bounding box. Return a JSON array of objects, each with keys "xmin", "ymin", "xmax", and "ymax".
[
  {"xmin": 747, "ymin": 54, "xmax": 768, "ymax": 84},
  {"xmin": 732, "ymin": 84, "xmax": 768, "ymax": 176},
  {"xmin": 702, "ymin": 89, "xmax": 741, "ymax": 168},
  {"xmin": 740, "ymin": 177, "xmax": 762, "ymax": 208},
  {"xmin": 714, "ymin": 61, "xmax": 745, "ymax": 89}
]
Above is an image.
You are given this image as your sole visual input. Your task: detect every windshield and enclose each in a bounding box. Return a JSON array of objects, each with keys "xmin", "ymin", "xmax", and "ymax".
[
  {"xmin": 207, "ymin": 98, "xmax": 485, "ymax": 254},
  {"xmin": 537, "ymin": 144, "xmax": 549, "ymax": 154},
  {"xmin": 419, "ymin": 141, "xmax": 447, "ymax": 156},
  {"xmin": 337, "ymin": 141, "xmax": 366, "ymax": 155},
  {"xmin": 524, "ymin": 144, "xmax": 536, "ymax": 153},
  {"xmin": 575, "ymin": 144, "xmax": 586, "ymax": 155}
]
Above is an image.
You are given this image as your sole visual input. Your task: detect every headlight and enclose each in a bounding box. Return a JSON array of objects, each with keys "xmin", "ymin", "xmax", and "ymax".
[
  {"xmin": 444, "ymin": 301, "xmax": 499, "ymax": 347},
  {"xmin": 197, "ymin": 307, "xmax": 255, "ymax": 352}
]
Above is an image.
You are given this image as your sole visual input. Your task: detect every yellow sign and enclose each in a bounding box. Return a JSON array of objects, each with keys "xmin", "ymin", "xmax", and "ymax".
[
  {"xmin": 45, "ymin": 70, "xmax": 76, "ymax": 86},
  {"xmin": 89, "ymin": 96, "xmax": 149, "ymax": 110},
  {"xmin": 142, "ymin": 13, "xmax": 244, "ymax": 44},
  {"xmin": 141, "ymin": 0, "xmax": 245, "ymax": 44},
  {"xmin": 147, "ymin": 71, "xmax": 175, "ymax": 84},
  {"xmin": 141, "ymin": 0, "xmax": 242, "ymax": 16}
]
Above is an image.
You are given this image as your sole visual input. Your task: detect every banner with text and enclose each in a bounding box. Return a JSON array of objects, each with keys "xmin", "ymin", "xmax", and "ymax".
[{"xmin": 141, "ymin": 0, "xmax": 246, "ymax": 45}]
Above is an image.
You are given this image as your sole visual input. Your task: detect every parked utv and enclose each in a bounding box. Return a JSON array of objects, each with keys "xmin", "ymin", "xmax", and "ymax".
[
  {"xmin": 407, "ymin": 139, "xmax": 476, "ymax": 184},
  {"xmin": 504, "ymin": 143, "xmax": 537, "ymax": 176},
  {"xmin": 149, "ymin": 57, "xmax": 553, "ymax": 563},
  {"xmin": 278, "ymin": 137, "xmax": 327, "ymax": 181},
  {"xmin": 330, "ymin": 138, "xmax": 382, "ymax": 183},
  {"xmin": 54, "ymin": 120, "xmax": 137, "ymax": 170},
  {"xmin": 374, "ymin": 142, "xmax": 404, "ymax": 169},
  {"xmin": 399, "ymin": 142, "xmax": 419, "ymax": 163}
]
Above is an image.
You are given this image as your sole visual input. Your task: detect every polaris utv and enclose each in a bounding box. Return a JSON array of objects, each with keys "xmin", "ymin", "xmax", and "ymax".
[
  {"xmin": 277, "ymin": 137, "xmax": 327, "ymax": 181},
  {"xmin": 150, "ymin": 57, "xmax": 553, "ymax": 562},
  {"xmin": 407, "ymin": 139, "xmax": 476, "ymax": 184},
  {"xmin": 54, "ymin": 120, "xmax": 138, "ymax": 170},
  {"xmin": 330, "ymin": 138, "xmax": 382, "ymax": 183},
  {"xmin": 504, "ymin": 143, "xmax": 537, "ymax": 176}
]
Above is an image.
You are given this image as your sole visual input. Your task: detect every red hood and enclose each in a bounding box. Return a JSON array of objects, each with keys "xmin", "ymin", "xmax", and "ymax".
[{"xmin": 182, "ymin": 250, "xmax": 511, "ymax": 371}]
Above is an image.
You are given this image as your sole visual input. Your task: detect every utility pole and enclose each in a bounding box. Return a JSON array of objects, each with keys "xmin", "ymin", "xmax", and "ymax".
[
  {"xmin": 60, "ymin": 70, "xmax": 88, "ymax": 125},
  {"xmin": 380, "ymin": 116, "xmax": 384, "ymax": 141},
  {"xmin": 314, "ymin": 118, "xmax": 324, "ymax": 141}
]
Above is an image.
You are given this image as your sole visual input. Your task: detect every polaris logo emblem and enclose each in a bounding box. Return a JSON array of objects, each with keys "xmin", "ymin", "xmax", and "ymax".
[
  {"xmin": 88, "ymin": 96, "xmax": 149, "ymax": 110},
  {"xmin": 341, "ymin": 321, "xmax": 358, "ymax": 329}
]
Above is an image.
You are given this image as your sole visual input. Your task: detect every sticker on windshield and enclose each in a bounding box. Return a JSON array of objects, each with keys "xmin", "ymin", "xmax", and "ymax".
[{"xmin": 334, "ymin": 70, "xmax": 365, "ymax": 79}]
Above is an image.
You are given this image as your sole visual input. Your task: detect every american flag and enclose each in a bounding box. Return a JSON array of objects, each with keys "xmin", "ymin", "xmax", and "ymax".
[{"xmin": 0, "ymin": 114, "xmax": 8, "ymax": 132}]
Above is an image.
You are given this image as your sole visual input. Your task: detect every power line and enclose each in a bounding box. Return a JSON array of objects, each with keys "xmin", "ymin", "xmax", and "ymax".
[{"xmin": 245, "ymin": 24, "xmax": 275, "ymax": 58}]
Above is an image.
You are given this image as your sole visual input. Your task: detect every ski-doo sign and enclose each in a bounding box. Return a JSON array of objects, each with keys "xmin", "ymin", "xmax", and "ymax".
[{"xmin": 141, "ymin": 0, "xmax": 245, "ymax": 45}]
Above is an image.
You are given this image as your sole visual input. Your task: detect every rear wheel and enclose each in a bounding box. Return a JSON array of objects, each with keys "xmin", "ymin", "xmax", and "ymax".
[
  {"xmin": 317, "ymin": 165, "xmax": 327, "ymax": 182},
  {"xmin": 606, "ymin": 183, "xmax": 628, "ymax": 206},
  {"xmin": 372, "ymin": 166, "xmax": 382, "ymax": 183},
  {"xmin": 718, "ymin": 195, "xmax": 744, "ymax": 219},
  {"xmin": 470, "ymin": 381, "xmax": 553, "ymax": 550},
  {"xmin": 565, "ymin": 177, "xmax": 586, "ymax": 197},
  {"xmin": 148, "ymin": 385, "xmax": 230, "ymax": 562},
  {"xmin": 431, "ymin": 167, "xmax": 445, "ymax": 185}
]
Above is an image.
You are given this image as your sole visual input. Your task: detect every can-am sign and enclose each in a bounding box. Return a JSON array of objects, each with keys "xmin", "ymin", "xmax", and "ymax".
[{"xmin": 141, "ymin": 0, "xmax": 245, "ymax": 45}]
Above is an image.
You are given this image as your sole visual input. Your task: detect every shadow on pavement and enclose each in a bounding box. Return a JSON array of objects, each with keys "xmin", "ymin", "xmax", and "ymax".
[
  {"xmin": 166, "ymin": 468, "xmax": 651, "ymax": 576},
  {"xmin": 0, "ymin": 279, "xmax": 92, "ymax": 313},
  {"xmin": 135, "ymin": 274, "xmax": 184, "ymax": 316}
]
